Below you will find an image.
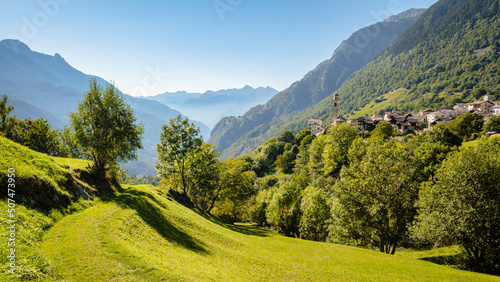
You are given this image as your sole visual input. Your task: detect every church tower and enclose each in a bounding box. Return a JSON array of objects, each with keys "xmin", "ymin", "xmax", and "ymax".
[{"xmin": 332, "ymin": 93, "xmax": 340, "ymax": 124}]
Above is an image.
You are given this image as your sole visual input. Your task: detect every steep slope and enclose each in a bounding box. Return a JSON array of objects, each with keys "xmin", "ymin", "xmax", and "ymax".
[
  {"xmin": 336, "ymin": 0, "xmax": 500, "ymax": 115},
  {"xmin": 0, "ymin": 39, "xmax": 210, "ymax": 175},
  {"xmin": 0, "ymin": 136, "xmax": 110, "ymax": 280},
  {"xmin": 147, "ymin": 86, "xmax": 279, "ymax": 129},
  {"xmin": 1, "ymin": 139, "xmax": 498, "ymax": 281},
  {"xmin": 40, "ymin": 184, "xmax": 499, "ymax": 281},
  {"xmin": 221, "ymin": 0, "xmax": 500, "ymax": 158},
  {"xmin": 209, "ymin": 9, "xmax": 424, "ymax": 157}
]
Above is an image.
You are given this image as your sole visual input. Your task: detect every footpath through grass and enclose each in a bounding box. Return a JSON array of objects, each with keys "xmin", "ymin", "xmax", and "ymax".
[{"xmin": 41, "ymin": 184, "xmax": 500, "ymax": 281}]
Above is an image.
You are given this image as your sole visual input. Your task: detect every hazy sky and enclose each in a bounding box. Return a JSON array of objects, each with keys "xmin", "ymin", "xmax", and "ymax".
[{"xmin": 1, "ymin": 0, "xmax": 438, "ymax": 96}]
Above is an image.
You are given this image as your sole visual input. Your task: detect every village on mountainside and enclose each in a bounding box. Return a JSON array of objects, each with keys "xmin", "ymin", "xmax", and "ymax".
[{"xmin": 309, "ymin": 93, "xmax": 500, "ymax": 137}]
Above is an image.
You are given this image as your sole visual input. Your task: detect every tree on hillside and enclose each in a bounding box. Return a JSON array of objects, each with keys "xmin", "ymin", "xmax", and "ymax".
[
  {"xmin": 294, "ymin": 128, "xmax": 312, "ymax": 146},
  {"xmin": 277, "ymin": 130, "xmax": 295, "ymax": 144},
  {"xmin": 58, "ymin": 125, "xmax": 87, "ymax": 159},
  {"xmin": 447, "ymin": 112, "xmax": 484, "ymax": 140},
  {"xmin": 323, "ymin": 123, "xmax": 359, "ymax": 177},
  {"xmin": 266, "ymin": 179, "xmax": 302, "ymax": 237},
  {"xmin": 331, "ymin": 140, "xmax": 419, "ymax": 254},
  {"xmin": 483, "ymin": 115, "xmax": 500, "ymax": 134},
  {"xmin": 299, "ymin": 186, "xmax": 331, "ymax": 242},
  {"xmin": 0, "ymin": 95, "xmax": 14, "ymax": 134},
  {"xmin": 422, "ymin": 124, "xmax": 462, "ymax": 147},
  {"xmin": 412, "ymin": 141, "xmax": 454, "ymax": 181},
  {"xmin": 211, "ymin": 158, "xmax": 256, "ymax": 220},
  {"xmin": 156, "ymin": 115, "xmax": 203, "ymax": 197},
  {"xmin": 69, "ymin": 78, "xmax": 144, "ymax": 175},
  {"xmin": 370, "ymin": 122, "xmax": 394, "ymax": 140},
  {"xmin": 413, "ymin": 138, "xmax": 500, "ymax": 275},
  {"xmin": 22, "ymin": 118, "xmax": 60, "ymax": 155},
  {"xmin": 185, "ymin": 142, "xmax": 221, "ymax": 211},
  {"xmin": 6, "ymin": 117, "xmax": 61, "ymax": 155}
]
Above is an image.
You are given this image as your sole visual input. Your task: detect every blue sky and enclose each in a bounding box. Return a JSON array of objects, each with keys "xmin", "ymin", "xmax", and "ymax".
[{"xmin": 0, "ymin": 0, "xmax": 438, "ymax": 96}]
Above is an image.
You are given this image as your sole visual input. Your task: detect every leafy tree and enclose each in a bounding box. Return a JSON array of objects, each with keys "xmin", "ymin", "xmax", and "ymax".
[
  {"xmin": 299, "ymin": 187, "xmax": 331, "ymax": 241},
  {"xmin": 307, "ymin": 135, "xmax": 327, "ymax": 179},
  {"xmin": 275, "ymin": 145, "xmax": 299, "ymax": 174},
  {"xmin": 423, "ymin": 124, "xmax": 462, "ymax": 147},
  {"xmin": 447, "ymin": 112, "xmax": 484, "ymax": 140},
  {"xmin": 298, "ymin": 134, "xmax": 315, "ymax": 151},
  {"xmin": 157, "ymin": 115, "xmax": 203, "ymax": 196},
  {"xmin": 323, "ymin": 123, "xmax": 359, "ymax": 177},
  {"xmin": 370, "ymin": 122, "xmax": 394, "ymax": 140},
  {"xmin": 294, "ymin": 128, "xmax": 311, "ymax": 146},
  {"xmin": 70, "ymin": 78, "xmax": 144, "ymax": 175},
  {"xmin": 412, "ymin": 142, "xmax": 454, "ymax": 181},
  {"xmin": 266, "ymin": 179, "xmax": 302, "ymax": 237},
  {"xmin": 413, "ymin": 138, "xmax": 500, "ymax": 274},
  {"xmin": 0, "ymin": 95, "xmax": 14, "ymax": 134},
  {"xmin": 277, "ymin": 130, "xmax": 295, "ymax": 144},
  {"xmin": 5, "ymin": 117, "xmax": 60, "ymax": 155},
  {"xmin": 483, "ymin": 115, "xmax": 500, "ymax": 133},
  {"xmin": 185, "ymin": 143, "xmax": 220, "ymax": 212},
  {"xmin": 252, "ymin": 137, "xmax": 285, "ymax": 175},
  {"xmin": 332, "ymin": 140, "xmax": 419, "ymax": 254},
  {"xmin": 58, "ymin": 126, "xmax": 87, "ymax": 159},
  {"xmin": 212, "ymin": 158, "xmax": 256, "ymax": 220},
  {"xmin": 22, "ymin": 118, "xmax": 60, "ymax": 155}
]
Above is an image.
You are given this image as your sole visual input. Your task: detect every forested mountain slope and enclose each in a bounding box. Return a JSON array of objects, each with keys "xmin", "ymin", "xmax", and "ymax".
[
  {"xmin": 220, "ymin": 0, "xmax": 500, "ymax": 158},
  {"xmin": 208, "ymin": 10, "xmax": 424, "ymax": 157}
]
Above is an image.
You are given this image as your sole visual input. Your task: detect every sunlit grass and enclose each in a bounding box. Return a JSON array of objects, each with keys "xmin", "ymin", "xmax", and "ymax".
[
  {"xmin": 349, "ymin": 88, "xmax": 408, "ymax": 119},
  {"xmin": 41, "ymin": 184, "xmax": 500, "ymax": 281}
]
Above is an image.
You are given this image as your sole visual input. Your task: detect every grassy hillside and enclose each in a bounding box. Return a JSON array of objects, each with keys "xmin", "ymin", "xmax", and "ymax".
[
  {"xmin": 0, "ymin": 136, "xmax": 99, "ymax": 280},
  {"xmin": 40, "ymin": 183, "xmax": 499, "ymax": 281},
  {"xmin": 348, "ymin": 88, "xmax": 408, "ymax": 118},
  {"xmin": 1, "ymin": 137, "xmax": 499, "ymax": 280}
]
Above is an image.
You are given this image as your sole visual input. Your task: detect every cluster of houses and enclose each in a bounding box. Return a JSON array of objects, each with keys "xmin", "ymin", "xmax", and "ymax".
[{"xmin": 309, "ymin": 94, "xmax": 500, "ymax": 136}]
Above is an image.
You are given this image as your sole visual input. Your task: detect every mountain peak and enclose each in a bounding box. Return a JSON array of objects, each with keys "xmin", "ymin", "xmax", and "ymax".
[
  {"xmin": 384, "ymin": 8, "xmax": 426, "ymax": 23},
  {"xmin": 0, "ymin": 39, "xmax": 32, "ymax": 53}
]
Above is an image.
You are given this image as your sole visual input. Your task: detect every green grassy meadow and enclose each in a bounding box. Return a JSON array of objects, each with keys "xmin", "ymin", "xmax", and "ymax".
[
  {"xmin": 1, "ymin": 137, "xmax": 499, "ymax": 281},
  {"xmin": 348, "ymin": 88, "xmax": 408, "ymax": 119},
  {"xmin": 41, "ymin": 184, "xmax": 499, "ymax": 281}
]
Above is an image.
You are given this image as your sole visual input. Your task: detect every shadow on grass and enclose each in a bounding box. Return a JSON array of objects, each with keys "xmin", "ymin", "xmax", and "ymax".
[
  {"xmin": 419, "ymin": 254, "xmax": 462, "ymax": 268},
  {"xmin": 197, "ymin": 212, "xmax": 270, "ymax": 237},
  {"xmin": 103, "ymin": 185, "xmax": 208, "ymax": 254}
]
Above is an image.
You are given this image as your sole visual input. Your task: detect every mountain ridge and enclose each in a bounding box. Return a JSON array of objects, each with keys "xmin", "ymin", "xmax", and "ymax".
[
  {"xmin": 0, "ymin": 39, "xmax": 210, "ymax": 175},
  {"xmin": 220, "ymin": 0, "xmax": 500, "ymax": 159},
  {"xmin": 146, "ymin": 85, "xmax": 279, "ymax": 129},
  {"xmin": 209, "ymin": 8, "xmax": 425, "ymax": 158}
]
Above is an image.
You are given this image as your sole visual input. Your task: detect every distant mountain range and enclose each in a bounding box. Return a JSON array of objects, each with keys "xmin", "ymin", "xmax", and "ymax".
[
  {"xmin": 208, "ymin": 8, "xmax": 426, "ymax": 158},
  {"xmin": 145, "ymin": 85, "xmax": 278, "ymax": 129},
  {"xmin": 0, "ymin": 39, "xmax": 210, "ymax": 175}
]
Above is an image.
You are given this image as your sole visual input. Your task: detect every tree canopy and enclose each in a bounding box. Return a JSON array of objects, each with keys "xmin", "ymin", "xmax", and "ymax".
[
  {"xmin": 413, "ymin": 137, "xmax": 500, "ymax": 274},
  {"xmin": 69, "ymin": 78, "xmax": 144, "ymax": 175}
]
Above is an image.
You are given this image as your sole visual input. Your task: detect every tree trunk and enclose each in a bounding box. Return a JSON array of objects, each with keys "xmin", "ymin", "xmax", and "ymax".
[
  {"xmin": 207, "ymin": 186, "xmax": 222, "ymax": 213},
  {"xmin": 390, "ymin": 240, "xmax": 398, "ymax": 255}
]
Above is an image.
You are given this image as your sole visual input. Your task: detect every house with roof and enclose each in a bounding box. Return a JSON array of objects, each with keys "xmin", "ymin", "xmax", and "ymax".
[
  {"xmin": 490, "ymin": 104, "xmax": 500, "ymax": 116},
  {"xmin": 468, "ymin": 100, "xmax": 495, "ymax": 116},
  {"xmin": 308, "ymin": 119, "xmax": 325, "ymax": 136}
]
